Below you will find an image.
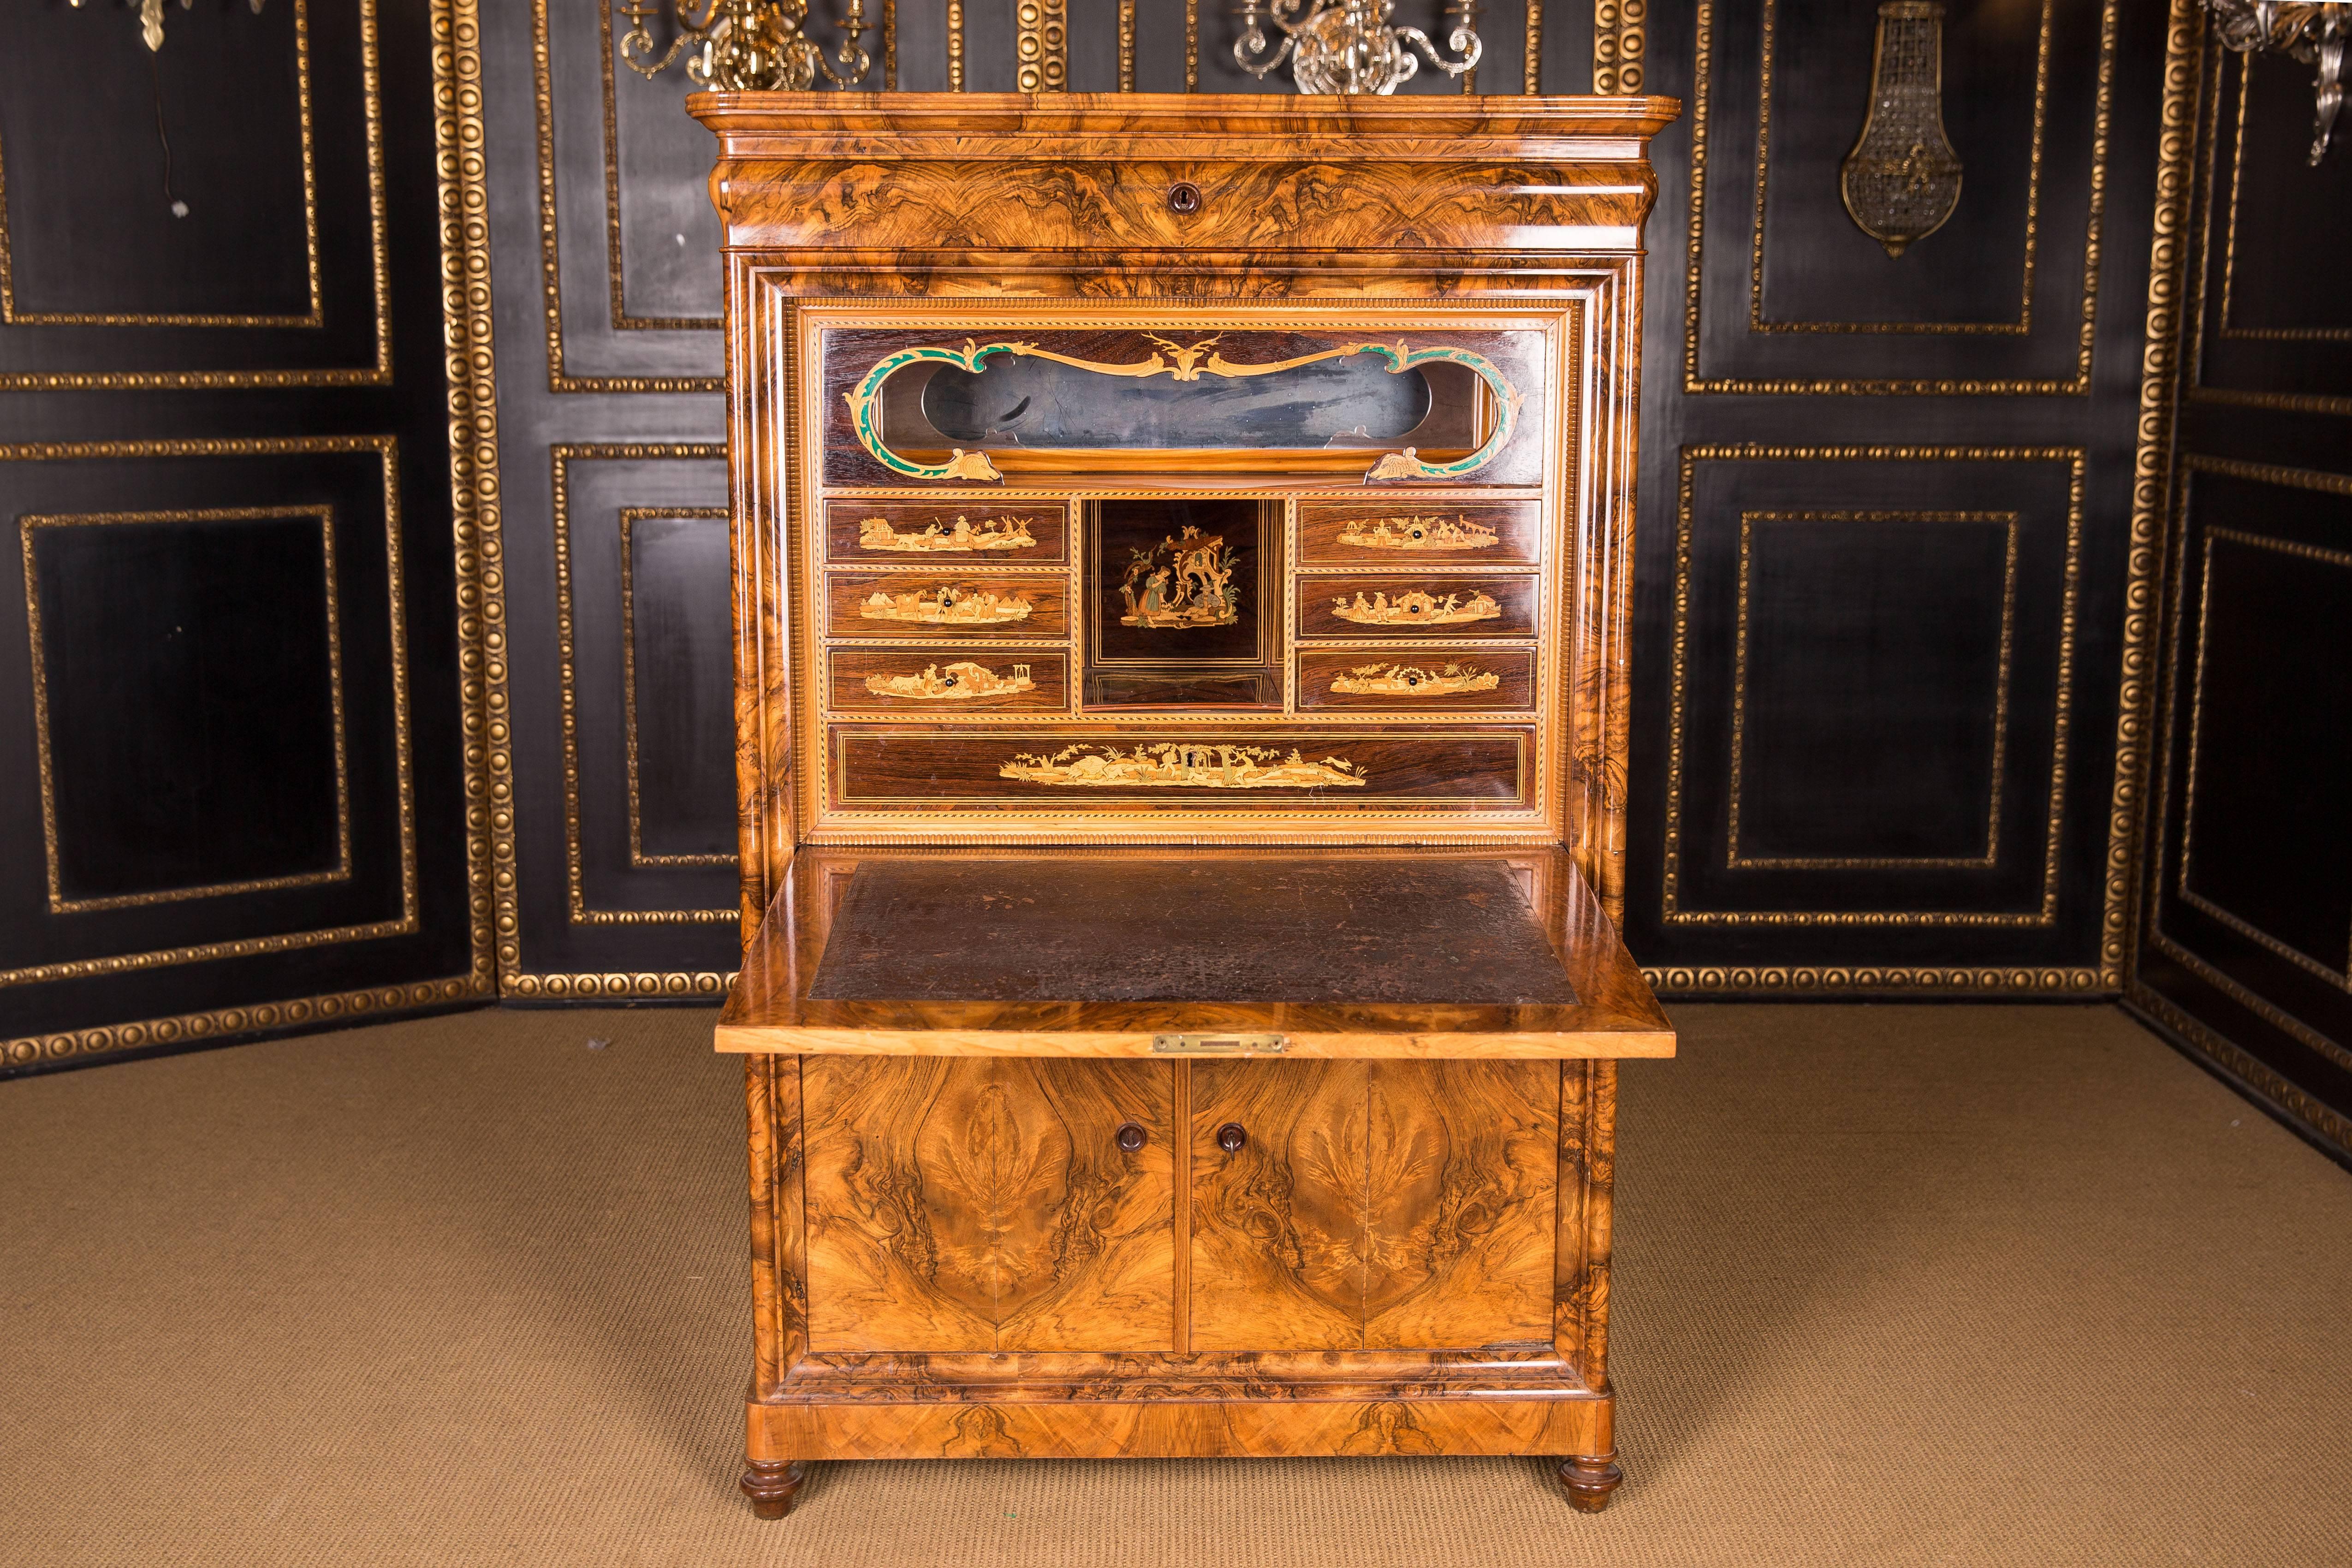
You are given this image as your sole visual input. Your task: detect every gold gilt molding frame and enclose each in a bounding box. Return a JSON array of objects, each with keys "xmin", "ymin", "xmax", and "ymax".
[
  {"xmin": 595, "ymin": 3, "xmax": 913, "ymax": 333},
  {"xmin": 598, "ymin": 0, "xmax": 716, "ymax": 334},
  {"xmin": 1748, "ymin": 0, "xmax": 2054, "ymax": 336},
  {"xmin": 1665, "ymin": 449, "xmax": 2080, "ymax": 929},
  {"xmin": 0, "ymin": 0, "xmax": 494, "ymax": 1072},
  {"xmin": 436, "ymin": 0, "xmax": 505, "ymax": 1000},
  {"xmin": 2217, "ymin": 57, "xmax": 2352, "ymax": 344},
  {"xmin": 2185, "ymin": 49, "xmax": 2352, "ymax": 418},
  {"xmin": 2150, "ymin": 460, "xmax": 2352, "ymax": 998},
  {"xmin": 535, "ymin": 0, "xmax": 723, "ymax": 394},
  {"xmin": 22, "ymin": 505, "xmax": 354, "ymax": 915},
  {"xmin": 551, "ymin": 446, "xmax": 736, "ymax": 927},
  {"xmin": 466, "ymin": 6, "xmax": 721, "ymax": 998},
  {"xmin": 1, "ymin": 439, "xmax": 417, "ymax": 992},
  {"xmin": 1682, "ymin": 0, "xmax": 2118, "ymax": 395},
  {"xmin": 0, "ymin": 0, "xmax": 391, "ymax": 390},
  {"xmin": 0, "ymin": 0, "xmax": 321, "ymax": 329},
  {"xmin": 621, "ymin": 506, "xmax": 739, "ymax": 870},
  {"xmin": 2126, "ymin": 981, "xmax": 2352, "ymax": 1159},
  {"xmin": 1017, "ymin": 0, "xmax": 1069, "ymax": 92},
  {"xmin": 1727, "ymin": 510, "xmax": 2020, "ymax": 872},
  {"xmin": 1595, "ymin": 0, "xmax": 1647, "ymax": 95}
]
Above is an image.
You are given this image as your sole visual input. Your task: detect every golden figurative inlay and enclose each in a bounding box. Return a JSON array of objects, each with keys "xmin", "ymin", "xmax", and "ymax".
[
  {"xmin": 858, "ymin": 514, "xmax": 1039, "ymax": 553},
  {"xmin": 1120, "ymin": 526, "xmax": 1239, "ymax": 629},
  {"xmin": 1330, "ymin": 662, "xmax": 1501, "ymax": 697},
  {"xmin": 860, "ymin": 584, "xmax": 1034, "ymax": 625},
  {"xmin": 1337, "ymin": 515, "xmax": 1500, "ymax": 552},
  {"xmin": 864, "ymin": 661, "xmax": 1035, "ymax": 700},
  {"xmin": 999, "ymin": 742, "xmax": 1366, "ymax": 789},
  {"xmin": 1331, "ymin": 588, "xmax": 1502, "ymax": 626}
]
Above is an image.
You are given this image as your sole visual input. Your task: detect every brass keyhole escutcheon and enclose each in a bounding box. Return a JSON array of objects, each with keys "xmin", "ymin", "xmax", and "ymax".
[
  {"xmin": 1116, "ymin": 1122, "xmax": 1146, "ymax": 1153},
  {"xmin": 1166, "ymin": 180, "xmax": 1203, "ymax": 216},
  {"xmin": 1216, "ymin": 1122, "xmax": 1247, "ymax": 1153}
]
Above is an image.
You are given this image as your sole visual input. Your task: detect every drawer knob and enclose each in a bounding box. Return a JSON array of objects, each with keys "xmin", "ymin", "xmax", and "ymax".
[
  {"xmin": 1116, "ymin": 1122, "xmax": 1146, "ymax": 1153},
  {"xmin": 1166, "ymin": 180, "xmax": 1203, "ymax": 216},
  {"xmin": 1216, "ymin": 1122, "xmax": 1247, "ymax": 1154}
]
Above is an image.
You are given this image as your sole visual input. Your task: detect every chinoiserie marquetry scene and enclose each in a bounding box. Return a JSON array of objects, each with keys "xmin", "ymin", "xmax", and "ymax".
[{"xmin": 2, "ymin": 4, "xmax": 2348, "ymax": 1567}]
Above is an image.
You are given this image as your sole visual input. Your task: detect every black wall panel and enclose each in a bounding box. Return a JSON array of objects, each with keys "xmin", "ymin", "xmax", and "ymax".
[
  {"xmin": 0, "ymin": 0, "xmax": 484, "ymax": 1073},
  {"xmin": 1629, "ymin": 0, "xmax": 2171, "ymax": 994}
]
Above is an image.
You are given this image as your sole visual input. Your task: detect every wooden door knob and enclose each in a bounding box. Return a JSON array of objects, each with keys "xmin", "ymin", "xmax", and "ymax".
[
  {"xmin": 1116, "ymin": 1122, "xmax": 1146, "ymax": 1152},
  {"xmin": 1216, "ymin": 1122, "xmax": 1247, "ymax": 1153}
]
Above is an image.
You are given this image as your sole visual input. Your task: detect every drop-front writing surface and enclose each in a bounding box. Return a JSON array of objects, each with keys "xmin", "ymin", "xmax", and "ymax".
[{"xmin": 695, "ymin": 94, "xmax": 1680, "ymax": 1519}]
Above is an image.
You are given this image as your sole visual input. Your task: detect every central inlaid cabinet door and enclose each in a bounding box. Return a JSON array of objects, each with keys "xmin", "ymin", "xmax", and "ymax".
[
  {"xmin": 801, "ymin": 1058, "xmax": 1177, "ymax": 1353},
  {"xmin": 1189, "ymin": 1060, "xmax": 1560, "ymax": 1352}
]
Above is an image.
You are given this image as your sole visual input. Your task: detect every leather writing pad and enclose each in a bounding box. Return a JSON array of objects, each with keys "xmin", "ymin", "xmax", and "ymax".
[{"xmin": 808, "ymin": 858, "xmax": 1578, "ymax": 1005}]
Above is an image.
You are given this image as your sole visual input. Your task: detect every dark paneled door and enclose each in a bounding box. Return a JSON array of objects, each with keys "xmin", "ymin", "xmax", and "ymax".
[
  {"xmin": 2128, "ymin": 47, "xmax": 2352, "ymax": 1164},
  {"xmin": 1625, "ymin": 0, "xmax": 2174, "ymax": 998},
  {"xmin": 0, "ymin": 0, "xmax": 482, "ymax": 1072}
]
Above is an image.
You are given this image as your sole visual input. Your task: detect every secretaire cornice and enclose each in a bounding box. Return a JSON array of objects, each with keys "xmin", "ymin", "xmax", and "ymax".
[{"xmin": 693, "ymin": 93, "xmax": 1682, "ymax": 266}]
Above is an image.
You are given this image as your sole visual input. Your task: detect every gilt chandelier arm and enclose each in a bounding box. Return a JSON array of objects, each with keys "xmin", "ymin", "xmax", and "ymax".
[
  {"xmin": 69, "ymin": 0, "xmax": 267, "ymax": 55},
  {"xmin": 616, "ymin": 0, "xmax": 875, "ymax": 92},
  {"xmin": 2203, "ymin": 0, "xmax": 2352, "ymax": 164},
  {"xmin": 1233, "ymin": 0, "xmax": 1483, "ymax": 96}
]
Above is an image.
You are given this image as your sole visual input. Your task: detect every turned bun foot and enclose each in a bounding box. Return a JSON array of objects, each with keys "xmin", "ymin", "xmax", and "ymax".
[
  {"xmin": 741, "ymin": 1458, "xmax": 805, "ymax": 1519},
  {"xmin": 1557, "ymin": 1451, "xmax": 1623, "ymax": 1513}
]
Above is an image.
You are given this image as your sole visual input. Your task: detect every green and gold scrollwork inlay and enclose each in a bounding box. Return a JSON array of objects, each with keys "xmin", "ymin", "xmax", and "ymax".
[{"xmin": 840, "ymin": 337, "xmax": 1523, "ymax": 484}]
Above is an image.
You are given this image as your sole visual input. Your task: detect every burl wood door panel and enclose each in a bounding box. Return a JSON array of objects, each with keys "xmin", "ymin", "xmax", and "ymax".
[
  {"xmin": 1190, "ymin": 1060, "xmax": 1559, "ymax": 1352},
  {"xmin": 802, "ymin": 1057, "xmax": 1176, "ymax": 1354}
]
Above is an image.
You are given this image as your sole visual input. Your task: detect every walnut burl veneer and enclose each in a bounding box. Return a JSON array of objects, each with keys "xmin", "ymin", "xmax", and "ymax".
[{"xmin": 696, "ymin": 94, "xmax": 1677, "ymax": 1518}]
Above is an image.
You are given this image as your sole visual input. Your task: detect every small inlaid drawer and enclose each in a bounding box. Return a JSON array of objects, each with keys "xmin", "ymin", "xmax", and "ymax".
[
  {"xmin": 1296, "ymin": 648, "xmax": 1537, "ymax": 711},
  {"xmin": 828, "ymin": 648, "xmax": 1069, "ymax": 712},
  {"xmin": 828, "ymin": 726, "xmax": 1534, "ymax": 808},
  {"xmin": 1294, "ymin": 573, "xmax": 1539, "ymax": 640},
  {"xmin": 1298, "ymin": 500, "xmax": 1542, "ymax": 566},
  {"xmin": 825, "ymin": 500, "xmax": 1068, "ymax": 564},
  {"xmin": 825, "ymin": 572, "xmax": 1071, "ymax": 641}
]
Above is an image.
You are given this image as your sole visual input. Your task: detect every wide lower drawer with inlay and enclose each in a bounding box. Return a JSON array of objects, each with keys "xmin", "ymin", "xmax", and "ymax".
[{"xmin": 824, "ymin": 725, "xmax": 1537, "ymax": 809}]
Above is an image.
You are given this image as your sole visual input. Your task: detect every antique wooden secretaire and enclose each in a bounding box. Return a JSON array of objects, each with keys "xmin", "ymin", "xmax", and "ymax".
[{"xmin": 692, "ymin": 92, "xmax": 1681, "ymax": 1517}]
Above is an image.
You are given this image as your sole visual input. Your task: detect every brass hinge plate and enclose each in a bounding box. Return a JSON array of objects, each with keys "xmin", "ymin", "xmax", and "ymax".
[{"xmin": 1151, "ymin": 1033, "xmax": 1289, "ymax": 1054}]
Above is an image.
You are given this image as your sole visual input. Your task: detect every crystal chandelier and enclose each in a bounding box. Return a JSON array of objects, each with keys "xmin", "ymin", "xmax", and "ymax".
[
  {"xmin": 1232, "ymin": 0, "xmax": 1483, "ymax": 95},
  {"xmin": 616, "ymin": 0, "xmax": 874, "ymax": 91},
  {"xmin": 70, "ymin": 0, "xmax": 265, "ymax": 54},
  {"xmin": 2204, "ymin": 0, "xmax": 2351, "ymax": 164}
]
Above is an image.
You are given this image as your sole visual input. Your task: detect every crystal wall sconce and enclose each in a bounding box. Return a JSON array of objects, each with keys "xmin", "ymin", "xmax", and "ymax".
[{"xmin": 1841, "ymin": 1, "xmax": 1964, "ymax": 258}]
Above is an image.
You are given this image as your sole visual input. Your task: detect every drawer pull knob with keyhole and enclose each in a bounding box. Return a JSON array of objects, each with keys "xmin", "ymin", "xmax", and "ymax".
[
  {"xmin": 1216, "ymin": 1122, "xmax": 1247, "ymax": 1153},
  {"xmin": 1116, "ymin": 1122, "xmax": 1146, "ymax": 1153},
  {"xmin": 1166, "ymin": 180, "xmax": 1203, "ymax": 216}
]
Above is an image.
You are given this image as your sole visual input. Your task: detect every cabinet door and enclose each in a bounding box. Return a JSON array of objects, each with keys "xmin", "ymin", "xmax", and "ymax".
[
  {"xmin": 802, "ymin": 1057, "xmax": 1176, "ymax": 1353},
  {"xmin": 1190, "ymin": 1059, "xmax": 1558, "ymax": 1352}
]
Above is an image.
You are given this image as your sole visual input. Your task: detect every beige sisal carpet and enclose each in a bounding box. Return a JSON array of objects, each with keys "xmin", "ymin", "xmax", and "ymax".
[{"xmin": 0, "ymin": 1002, "xmax": 2346, "ymax": 1567}]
